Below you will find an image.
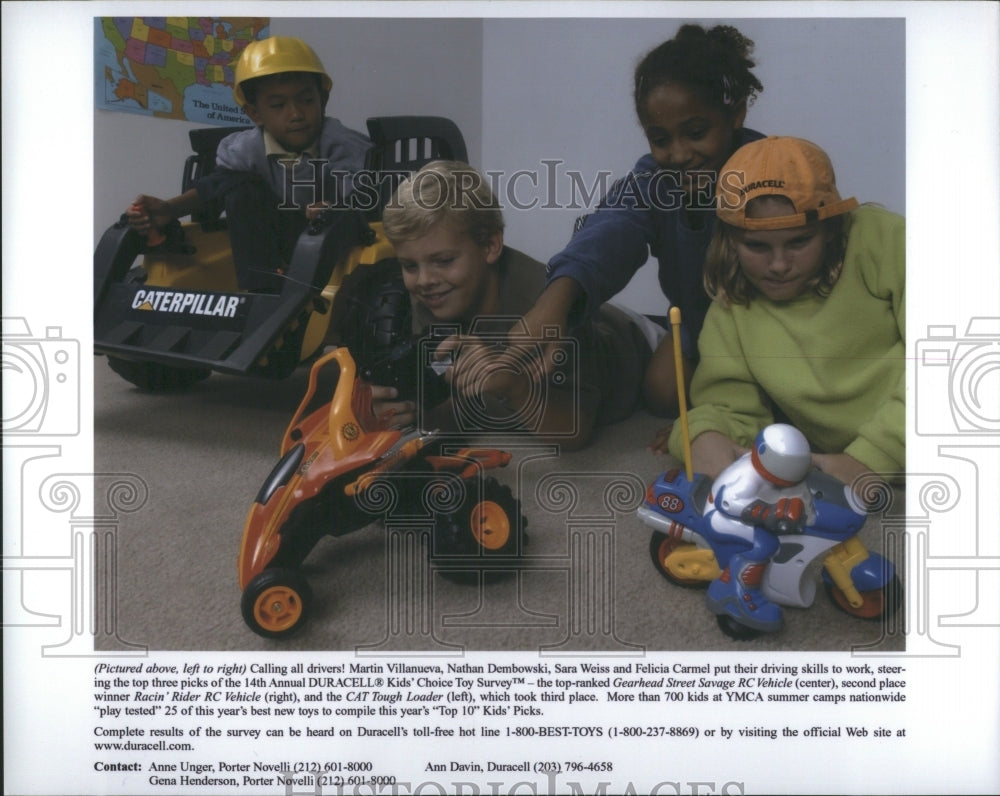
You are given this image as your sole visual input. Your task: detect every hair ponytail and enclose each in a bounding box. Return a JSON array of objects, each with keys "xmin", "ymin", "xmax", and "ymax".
[{"xmin": 634, "ymin": 24, "xmax": 763, "ymax": 122}]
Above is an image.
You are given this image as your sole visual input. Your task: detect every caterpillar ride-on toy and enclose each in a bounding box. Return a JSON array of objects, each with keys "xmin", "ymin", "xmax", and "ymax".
[
  {"xmin": 93, "ymin": 116, "xmax": 466, "ymax": 390},
  {"xmin": 238, "ymin": 346, "xmax": 527, "ymax": 639}
]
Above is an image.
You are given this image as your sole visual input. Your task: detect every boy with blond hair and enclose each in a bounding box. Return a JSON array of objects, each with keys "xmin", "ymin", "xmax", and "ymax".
[{"xmin": 368, "ymin": 160, "xmax": 662, "ymax": 449}]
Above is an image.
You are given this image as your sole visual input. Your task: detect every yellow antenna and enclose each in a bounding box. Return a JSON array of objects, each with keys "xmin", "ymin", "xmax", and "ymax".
[{"xmin": 670, "ymin": 307, "xmax": 693, "ymax": 481}]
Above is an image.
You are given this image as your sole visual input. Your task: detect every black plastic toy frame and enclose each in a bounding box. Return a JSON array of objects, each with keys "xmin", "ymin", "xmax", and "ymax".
[{"xmin": 93, "ymin": 116, "xmax": 467, "ymax": 382}]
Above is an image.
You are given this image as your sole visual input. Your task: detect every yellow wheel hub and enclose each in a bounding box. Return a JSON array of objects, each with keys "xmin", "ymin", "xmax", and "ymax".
[
  {"xmin": 254, "ymin": 585, "xmax": 304, "ymax": 633},
  {"xmin": 470, "ymin": 501, "xmax": 511, "ymax": 550}
]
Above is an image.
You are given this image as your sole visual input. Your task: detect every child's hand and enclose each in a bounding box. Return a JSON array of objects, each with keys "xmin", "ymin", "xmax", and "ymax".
[
  {"xmin": 811, "ymin": 452, "xmax": 872, "ymax": 497},
  {"xmin": 515, "ymin": 300, "xmax": 573, "ymax": 382},
  {"xmin": 690, "ymin": 431, "xmax": 747, "ymax": 479},
  {"xmin": 126, "ymin": 195, "xmax": 173, "ymax": 236},
  {"xmin": 647, "ymin": 424, "xmax": 673, "ymax": 454},
  {"xmin": 305, "ymin": 202, "xmax": 331, "ymax": 221},
  {"xmin": 434, "ymin": 335, "xmax": 531, "ymax": 416},
  {"xmin": 369, "ymin": 385, "xmax": 416, "ymax": 430}
]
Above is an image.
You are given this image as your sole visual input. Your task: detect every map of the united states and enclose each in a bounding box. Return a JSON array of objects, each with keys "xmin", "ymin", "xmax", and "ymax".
[{"xmin": 96, "ymin": 17, "xmax": 269, "ymax": 125}]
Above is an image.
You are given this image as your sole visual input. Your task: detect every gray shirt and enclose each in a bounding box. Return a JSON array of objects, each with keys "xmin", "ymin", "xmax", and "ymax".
[{"xmin": 215, "ymin": 116, "xmax": 370, "ymax": 209}]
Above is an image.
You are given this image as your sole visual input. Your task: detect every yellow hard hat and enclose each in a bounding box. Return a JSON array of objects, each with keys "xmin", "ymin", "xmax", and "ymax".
[{"xmin": 233, "ymin": 36, "xmax": 332, "ymax": 106}]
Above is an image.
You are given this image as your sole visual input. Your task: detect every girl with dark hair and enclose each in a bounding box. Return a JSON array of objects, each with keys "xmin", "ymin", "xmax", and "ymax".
[{"xmin": 522, "ymin": 24, "xmax": 765, "ymax": 427}]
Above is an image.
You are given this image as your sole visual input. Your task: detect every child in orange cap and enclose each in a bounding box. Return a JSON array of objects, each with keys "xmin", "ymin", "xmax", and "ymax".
[{"xmin": 668, "ymin": 136, "xmax": 905, "ymax": 491}]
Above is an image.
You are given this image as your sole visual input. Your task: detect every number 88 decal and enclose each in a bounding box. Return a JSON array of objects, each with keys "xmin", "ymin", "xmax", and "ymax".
[{"xmin": 657, "ymin": 492, "xmax": 685, "ymax": 513}]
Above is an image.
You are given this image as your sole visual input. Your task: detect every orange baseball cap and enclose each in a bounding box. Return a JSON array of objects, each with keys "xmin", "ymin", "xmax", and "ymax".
[{"xmin": 716, "ymin": 136, "xmax": 858, "ymax": 230}]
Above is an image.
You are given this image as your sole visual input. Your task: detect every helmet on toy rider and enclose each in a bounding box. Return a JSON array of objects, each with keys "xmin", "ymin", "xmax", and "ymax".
[
  {"xmin": 233, "ymin": 36, "xmax": 332, "ymax": 107},
  {"xmin": 751, "ymin": 424, "xmax": 811, "ymax": 487}
]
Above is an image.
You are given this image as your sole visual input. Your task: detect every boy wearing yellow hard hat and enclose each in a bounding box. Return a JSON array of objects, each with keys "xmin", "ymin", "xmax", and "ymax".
[{"xmin": 126, "ymin": 36, "xmax": 370, "ymax": 291}]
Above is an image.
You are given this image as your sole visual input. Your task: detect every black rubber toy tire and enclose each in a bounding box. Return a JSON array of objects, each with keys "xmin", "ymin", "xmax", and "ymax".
[
  {"xmin": 716, "ymin": 614, "xmax": 763, "ymax": 641},
  {"xmin": 241, "ymin": 568, "xmax": 313, "ymax": 639},
  {"xmin": 433, "ymin": 477, "xmax": 525, "ymax": 560},
  {"xmin": 107, "ymin": 357, "xmax": 211, "ymax": 391}
]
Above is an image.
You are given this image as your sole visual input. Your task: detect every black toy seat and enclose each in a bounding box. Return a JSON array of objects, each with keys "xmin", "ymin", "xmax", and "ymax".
[
  {"xmin": 176, "ymin": 117, "xmax": 469, "ymax": 224},
  {"xmin": 183, "ymin": 126, "xmax": 252, "ymax": 188},
  {"xmin": 181, "ymin": 125, "xmax": 252, "ymax": 226},
  {"xmin": 363, "ymin": 116, "xmax": 469, "ymax": 219}
]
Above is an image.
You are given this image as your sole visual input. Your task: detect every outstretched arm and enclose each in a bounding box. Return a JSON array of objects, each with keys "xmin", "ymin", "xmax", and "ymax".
[
  {"xmin": 434, "ymin": 333, "xmax": 599, "ymax": 450},
  {"xmin": 126, "ymin": 189, "xmax": 203, "ymax": 234}
]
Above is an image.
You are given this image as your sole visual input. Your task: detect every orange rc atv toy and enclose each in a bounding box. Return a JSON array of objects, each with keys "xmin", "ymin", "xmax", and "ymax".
[
  {"xmin": 93, "ymin": 117, "xmax": 465, "ymax": 390},
  {"xmin": 238, "ymin": 346, "xmax": 527, "ymax": 638}
]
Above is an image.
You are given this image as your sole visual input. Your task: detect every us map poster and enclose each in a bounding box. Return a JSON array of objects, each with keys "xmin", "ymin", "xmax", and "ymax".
[
  {"xmin": 94, "ymin": 16, "xmax": 270, "ymax": 125},
  {"xmin": 4, "ymin": 2, "xmax": 999, "ymax": 795}
]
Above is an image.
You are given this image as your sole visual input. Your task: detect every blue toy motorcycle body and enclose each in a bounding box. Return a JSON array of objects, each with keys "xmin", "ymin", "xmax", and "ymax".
[{"xmin": 637, "ymin": 466, "xmax": 900, "ymax": 638}]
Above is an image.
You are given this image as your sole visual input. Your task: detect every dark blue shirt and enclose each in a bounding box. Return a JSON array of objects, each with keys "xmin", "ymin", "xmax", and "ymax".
[{"xmin": 546, "ymin": 127, "xmax": 765, "ymax": 359}]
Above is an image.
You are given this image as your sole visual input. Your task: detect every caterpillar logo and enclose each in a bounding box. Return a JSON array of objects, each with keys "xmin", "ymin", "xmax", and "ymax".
[{"xmin": 132, "ymin": 288, "xmax": 242, "ymax": 318}]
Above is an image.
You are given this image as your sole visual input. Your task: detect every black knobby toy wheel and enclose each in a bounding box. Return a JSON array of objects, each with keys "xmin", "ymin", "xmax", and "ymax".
[
  {"xmin": 433, "ymin": 477, "xmax": 526, "ymax": 560},
  {"xmin": 716, "ymin": 614, "xmax": 764, "ymax": 641},
  {"xmin": 241, "ymin": 568, "xmax": 313, "ymax": 639},
  {"xmin": 107, "ymin": 357, "xmax": 211, "ymax": 391}
]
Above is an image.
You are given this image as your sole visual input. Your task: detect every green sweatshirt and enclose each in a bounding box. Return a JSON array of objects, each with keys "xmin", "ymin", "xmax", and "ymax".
[{"xmin": 669, "ymin": 205, "xmax": 905, "ymax": 474}]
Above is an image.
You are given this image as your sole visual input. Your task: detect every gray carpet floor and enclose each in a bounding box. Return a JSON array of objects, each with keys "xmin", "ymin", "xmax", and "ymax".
[{"xmin": 93, "ymin": 354, "xmax": 905, "ymax": 654}]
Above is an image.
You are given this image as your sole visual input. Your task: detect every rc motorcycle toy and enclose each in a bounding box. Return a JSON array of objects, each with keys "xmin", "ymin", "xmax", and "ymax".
[
  {"xmin": 238, "ymin": 346, "xmax": 527, "ymax": 639},
  {"xmin": 639, "ymin": 310, "xmax": 900, "ymax": 640},
  {"xmin": 93, "ymin": 116, "xmax": 465, "ymax": 391},
  {"xmin": 637, "ymin": 459, "xmax": 901, "ymax": 640}
]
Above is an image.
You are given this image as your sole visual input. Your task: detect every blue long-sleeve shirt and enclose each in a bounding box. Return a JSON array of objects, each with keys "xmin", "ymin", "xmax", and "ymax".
[{"xmin": 546, "ymin": 127, "xmax": 765, "ymax": 359}]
